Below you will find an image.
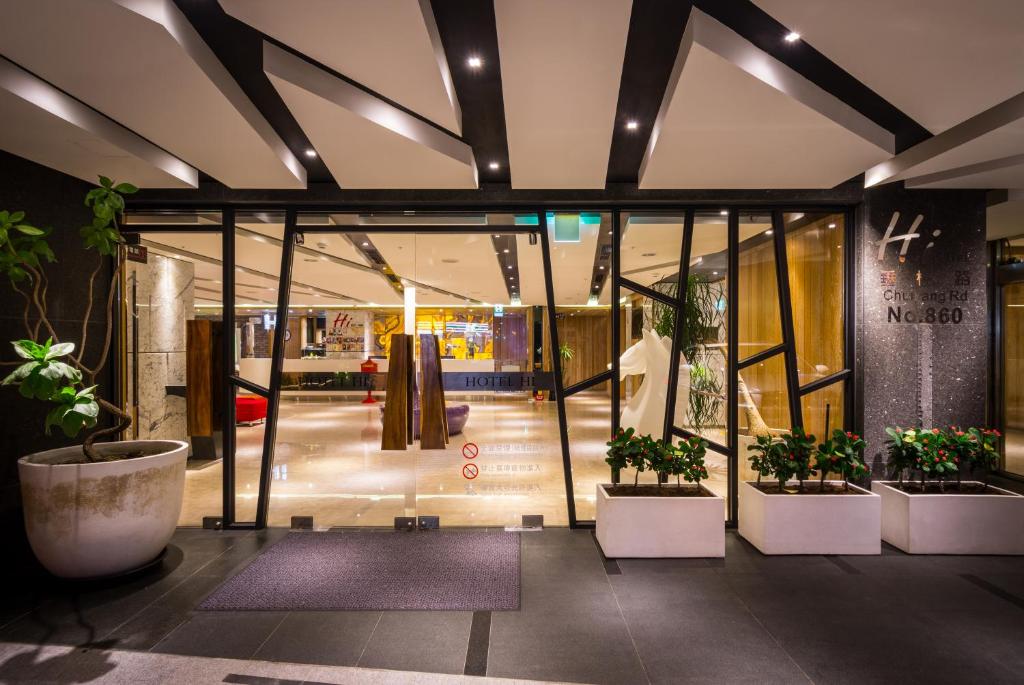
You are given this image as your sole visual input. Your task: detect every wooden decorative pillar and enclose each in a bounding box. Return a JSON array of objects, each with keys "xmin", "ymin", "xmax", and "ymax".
[
  {"xmin": 419, "ymin": 333, "xmax": 449, "ymax": 449},
  {"xmin": 381, "ymin": 333, "xmax": 414, "ymax": 450},
  {"xmin": 186, "ymin": 320, "xmax": 224, "ymax": 459}
]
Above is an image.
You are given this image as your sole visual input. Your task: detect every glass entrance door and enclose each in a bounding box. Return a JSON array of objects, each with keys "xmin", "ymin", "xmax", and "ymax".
[
  {"xmin": 262, "ymin": 214, "xmax": 571, "ymax": 527},
  {"xmin": 1001, "ymin": 281, "xmax": 1024, "ymax": 476}
]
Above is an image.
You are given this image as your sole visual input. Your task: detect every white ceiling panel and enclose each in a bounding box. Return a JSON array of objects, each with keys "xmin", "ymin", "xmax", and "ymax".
[
  {"xmin": 265, "ymin": 44, "xmax": 477, "ymax": 189},
  {"xmin": 641, "ymin": 11, "xmax": 893, "ymax": 189},
  {"xmin": 0, "ymin": 57, "xmax": 195, "ymax": 188},
  {"xmin": 548, "ymin": 219, "xmax": 601, "ymax": 306},
  {"xmin": 988, "ymin": 193, "xmax": 1024, "ymax": 241},
  {"xmin": 495, "ymin": 0, "xmax": 632, "ymax": 189},
  {"xmin": 755, "ymin": 0, "xmax": 1024, "ymax": 134},
  {"xmin": 372, "ymin": 233, "xmax": 511, "ymax": 305},
  {"xmin": 0, "ymin": 0, "xmax": 304, "ymax": 189},
  {"xmin": 907, "ymin": 158, "xmax": 1024, "ymax": 190},
  {"xmin": 219, "ymin": 0, "xmax": 460, "ymax": 134}
]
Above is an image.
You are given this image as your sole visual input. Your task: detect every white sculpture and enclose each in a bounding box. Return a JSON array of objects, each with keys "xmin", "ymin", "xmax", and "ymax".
[{"xmin": 619, "ymin": 329, "xmax": 680, "ymax": 438}]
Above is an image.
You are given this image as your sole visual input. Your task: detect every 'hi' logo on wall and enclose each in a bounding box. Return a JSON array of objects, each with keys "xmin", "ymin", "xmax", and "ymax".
[{"xmin": 876, "ymin": 211, "xmax": 941, "ymax": 263}]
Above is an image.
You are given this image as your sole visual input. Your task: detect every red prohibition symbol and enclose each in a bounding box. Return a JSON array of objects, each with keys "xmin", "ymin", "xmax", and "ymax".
[
  {"xmin": 462, "ymin": 442, "xmax": 479, "ymax": 459},
  {"xmin": 462, "ymin": 463, "xmax": 479, "ymax": 479}
]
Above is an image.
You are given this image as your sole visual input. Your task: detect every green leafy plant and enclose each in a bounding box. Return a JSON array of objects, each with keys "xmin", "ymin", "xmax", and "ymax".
[
  {"xmin": 884, "ymin": 427, "xmax": 924, "ymax": 487},
  {"xmin": 777, "ymin": 428, "xmax": 817, "ymax": 493},
  {"xmin": 815, "ymin": 429, "xmax": 868, "ymax": 492},
  {"xmin": 606, "ymin": 427, "xmax": 646, "ymax": 486},
  {"xmin": 0, "ymin": 176, "xmax": 138, "ymax": 460},
  {"xmin": 662, "ymin": 436, "xmax": 709, "ymax": 488},
  {"xmin": 885, "ymin": 426, "xmax": 1001, "ymax": 492},
  {"xmin": 746, "ymin": 433, "xmax": 780, "ymax": 486}
]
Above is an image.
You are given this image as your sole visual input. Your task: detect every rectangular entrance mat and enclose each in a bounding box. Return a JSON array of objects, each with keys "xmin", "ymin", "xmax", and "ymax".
[{"xmin": 199, "ymin": 530, "xmax": 520, "ymax": 611}]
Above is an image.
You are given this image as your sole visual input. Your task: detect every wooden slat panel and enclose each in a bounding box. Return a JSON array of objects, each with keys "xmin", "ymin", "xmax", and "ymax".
[
  {"xmin": 382, "ymin": 333, "xmax": 412, "ymax": 450},
  {"xmin": 419, "ymin": 333, "xmax": 449, "ymax": 449},
  {"xmin": 186, "ymin": 320, "xmax": 213, "ymax": 436}
]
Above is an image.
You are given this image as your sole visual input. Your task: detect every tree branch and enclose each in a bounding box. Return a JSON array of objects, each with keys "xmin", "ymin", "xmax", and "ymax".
[{"xmin": 76, "ymin": 251, "xmax": 105, "ymax": 367}]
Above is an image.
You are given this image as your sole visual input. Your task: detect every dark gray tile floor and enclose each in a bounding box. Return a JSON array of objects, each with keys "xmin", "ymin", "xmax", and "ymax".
[{"xmin": 3, "ymin": 524, "xmax": 1024, "ymax": 684}]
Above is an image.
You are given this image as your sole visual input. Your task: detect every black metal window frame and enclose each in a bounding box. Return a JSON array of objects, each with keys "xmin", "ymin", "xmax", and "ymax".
[{"xmin": 122, "ymin": 203, "xmax": 856, "ymax": 529}]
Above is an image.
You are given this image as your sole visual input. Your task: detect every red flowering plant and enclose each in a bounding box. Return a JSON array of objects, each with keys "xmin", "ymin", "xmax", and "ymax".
[
  {"xmin": 920, "ymin": 427, "xmax": 959, "ymax": 492},
  {"xmin": 746, "ymin": 433, "xmax": 780, "ymax": 487},
  {"xmin": 815, "ymin": 429, "xmax": 868, "ymax": 492},
  {"xmin": 777, "ymin": 428, "xmax": 817, "ymax": 493},
  {"xmin": 961, "ymin": 427, "xmax": 1000, "ymax": 486},
  {"xmin": 605, "ymin": 427, "xmax": 646, "ymax": 487},
  {"xmin": 884, "ymin": 427, "xmax": 925, "ymax": 489},
  {"xmin": 662, "ymin": 436, "xmax": 709, "ymax": 489}
]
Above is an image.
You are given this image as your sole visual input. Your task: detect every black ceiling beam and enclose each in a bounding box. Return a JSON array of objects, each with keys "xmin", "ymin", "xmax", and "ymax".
[
  {"xmin": 491, "ymin": 234, "xmax": 520, "ymax": 302},
  {"xmin": 695, "ymin": 0, "xmax": 931, "ymax": 153},
  {"xmin": 606, "ymin": 1, "xmax": 694, "ymax": 184},
  {"xmin": 587, "ymin": 214, "xmax": 614, "ymax": 301},
  {"xmin": 430, "ymin": 0, "xmax": 511, "ymax": 185},
  {"xmin": 172, "ymin": 0, "xmax": 332, "ymax": 183}
]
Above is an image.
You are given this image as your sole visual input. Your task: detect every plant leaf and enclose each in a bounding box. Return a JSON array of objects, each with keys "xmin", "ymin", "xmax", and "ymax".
[{"xmin": 45, "ymin": 342, "xmax": 75, "ymax": 359}]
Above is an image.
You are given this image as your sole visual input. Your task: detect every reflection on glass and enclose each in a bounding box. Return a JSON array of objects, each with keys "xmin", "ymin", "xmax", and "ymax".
[
  {"xmin": 737, "ymin": 353, "xmax": 791, "ymax": 483},
  {"xmin": 620, "ymin": 212, "xmax": 685, "ymax": 288},
  {"xmin": 785, "ymin": 212, "xmax": 845, "ymax": 385},
  {"xmin": 1003, "ymin": 281, "xmax": 1024, "ymax": 476},
  {"xmin": 738, "ymin": 213, "xmax": 781, "ymax": 359},
  {"xmin": 234, "ymin": 214, "xmax": 285, "ymax": 389},
  {"xmin": 802, "ymin": 381, "xmax": 844, "ymax": 445},
  {"xmin": 677, "ymin": 213, "xmax": 728, "ymax": 446},
  {"xmin": 125, "ymin": 219, "xmax": 224, "ymax": 526}
]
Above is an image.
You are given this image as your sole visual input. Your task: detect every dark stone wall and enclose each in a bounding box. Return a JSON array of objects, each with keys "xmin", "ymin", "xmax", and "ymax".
[
  {"xmin": 857, "ymin": 182, "xmax": 989, "ymax": 469},
  {"xmin": 0, "ymin": 152, "xmax": 113, "ymax": 538}
]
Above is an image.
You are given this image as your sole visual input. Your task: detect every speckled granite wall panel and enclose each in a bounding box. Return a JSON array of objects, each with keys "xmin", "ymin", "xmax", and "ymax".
[{"xmin": 859, "ymin": 183, "xmax": 988, "ymax": 468}]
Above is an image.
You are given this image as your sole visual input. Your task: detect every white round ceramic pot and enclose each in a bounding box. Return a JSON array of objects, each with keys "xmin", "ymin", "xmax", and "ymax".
[{"xmin": 18, "ymin": 440, "xmax": 188, "ymax": 579}]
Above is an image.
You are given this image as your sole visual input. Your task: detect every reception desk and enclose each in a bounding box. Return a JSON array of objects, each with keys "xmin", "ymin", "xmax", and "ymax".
[{"xmin": 237, "ymin": 357, "xmax": 502, "ymax": 393}]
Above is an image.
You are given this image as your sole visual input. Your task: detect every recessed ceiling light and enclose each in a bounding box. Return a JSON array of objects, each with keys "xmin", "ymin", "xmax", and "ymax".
[
  {"xmin": 712, "ymin": 271, "xmax": 719, "ymax": 275},
  {"xmin": 719, "ymin": 210, "xmax": 728, "ymax": 216},
  {"xmin": 765, "ymin": 229, "xmax": 773, "ymax": 235},
  {"xmin": 784, "ymin": 31, "xmax": 800, "ymax": 43},
  {"xmin": 489, "ymin": 161, "xmax": 500, "ymax": 170},
  {"xmin": 626, "ymin": 120, "xmax": 638, "ymax": 130},
  {"xmin": 362, "ymin": 241, "xmax": 369, "ymax": 246},
  {"xmin": 503, "ymin": 248, "xmax": 509, "ymax": 253},
  {"xmin": 599, "ymin": 265, "xmax": 605, "ymax": 270},
  {"xmin": 507, "ymin": 265, "xmax": 512, "ymax": 269},
  {"xmin": 304, "ymin": 148, "xmax": 317, "ymax": 158},
  {"xmin": 467, "ymin": 56, "xmax": 483, "ymax": 68},
  {"xmin": 828, "ymin": 223, "xmax": 837, "ymax": 228}
]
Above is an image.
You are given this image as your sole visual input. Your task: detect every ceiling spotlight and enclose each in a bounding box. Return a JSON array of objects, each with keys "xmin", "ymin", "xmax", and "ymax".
[
  {"xmin": 503, "ymin": 248, "xmax": 509, "ymax": 253},
  {"xmin": 626, "ymin": 120, "xmax": 638, "ymax": 130},
  {"xmin": 489, "ymin": 161, "xmax": 500, "ymax": 170},
  {"xmin": 828, "ymin": 222, "xmax": 837, "ymax": 228},
  {"xmin": 599, "ymin": 265, "xmax": 605, "ymax": 270},
  {"xmin": 362, "ymin": 241, "xmax": 369, "ymax": 246},
  {"xmin": 507, "ymin": 265, "xmax": 512, "ymax": 269},
  {"xmin": 304, "ymin": 148, "xmax": 317, "ymax": 158},
  {"xmin": 765, "ymin": 229, "xmax": 773, "ymax": 235},
  {"xmin": 712, "ymin": 271, "xmax": 719, "ymax": 275},
  {"xmin": 719, "ymin": 210, "xmax": 728, "ymax": 216},
  {"xmin": 467, "ymin": 56, "xmax": 483, "ymax": 68},
  {"xmin": 784, "ymin": 31, "xmax": 800, "ymax": 43}
]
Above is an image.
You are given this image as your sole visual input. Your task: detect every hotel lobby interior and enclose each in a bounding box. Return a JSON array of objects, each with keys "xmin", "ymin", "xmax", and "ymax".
[{"xmin": 2, "ymin": 1, "xmax": 1024, "ymax": 684}]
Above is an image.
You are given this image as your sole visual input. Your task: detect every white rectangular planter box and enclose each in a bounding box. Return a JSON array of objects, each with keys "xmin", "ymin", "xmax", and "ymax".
[
  {"xmin": 873, "ymin": 480, "xmax": 1024, "ymax": 554},
  {"xmin": 739, "ymin": 481, "xmax": 881, "ymax": 555},
  {"xmin": 595, "ymin": 483, "xmax": 725, "ymax": 558}
]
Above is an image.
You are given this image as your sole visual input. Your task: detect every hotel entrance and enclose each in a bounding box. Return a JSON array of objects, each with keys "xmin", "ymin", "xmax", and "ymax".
[{"xmin": 120, "ymin": 206, "xmax": 852, "ymax": 530}]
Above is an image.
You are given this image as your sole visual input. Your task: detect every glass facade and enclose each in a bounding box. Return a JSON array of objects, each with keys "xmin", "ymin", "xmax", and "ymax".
[{"xmin": 120, "ymin": 205, "xmax": 853, "ymax": 528}]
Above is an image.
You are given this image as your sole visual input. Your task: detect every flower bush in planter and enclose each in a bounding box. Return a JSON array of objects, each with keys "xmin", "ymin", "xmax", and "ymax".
[
  {"xmin": 598, "ymin": 430, "xmax": 723, "ymax": 557},
  {"xmin": 740, "ymin": 427, "xmax": 880, "ymax": 554},
  {"xmin": 815, "ymin": 429, "xmax": 869, "ymax": 492},
  {"xmin": 885, "ymin": 426, "xmax": 1002, "ymax": 493},
  {"xmin": 877, "ymin": 426, "xmax": 1021, "ymax": 554}
]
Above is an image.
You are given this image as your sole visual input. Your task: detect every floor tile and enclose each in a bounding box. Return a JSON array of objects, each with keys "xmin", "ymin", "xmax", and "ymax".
[
  {"xmin": 252, "ymin": 611, "xmax": 381, "ymax": 667},
  {"xmin": 151, "ymin": 611, "xmax": 288, "ymax": 659},
  {"xmin": 356, "ymin": 611, "xmax": 473, "ymax": 675}
]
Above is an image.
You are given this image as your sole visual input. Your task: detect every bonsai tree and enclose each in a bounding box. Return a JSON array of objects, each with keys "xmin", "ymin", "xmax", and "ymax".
[
  {"xmin": 815, "ymin": 429, "xmax": 868, "ymax": 492},
  {"xmin": 746, "ymin": 433, "xmax": 779, "ymax": 486},
  {"xmin": 0, "ymin": 176, "xmax": 138, "ymax": 461},
  {"xmin": 884, "ymin": 427, "xmax": 924, "ymax": 489},
  {"xmin": 778, "ymin": 428, "xmax": 817, "ymax": 493},
  {"xmin": 664, "ymin": 435, "xmax": 709, "ymax": 489}
]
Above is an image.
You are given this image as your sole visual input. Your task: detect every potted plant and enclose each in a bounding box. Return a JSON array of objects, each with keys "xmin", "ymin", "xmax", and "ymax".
[
  {"xmin": 596, "ymin": 430, "xmax": 724, "ymax": 558},
  {"xmin": 873, "ymin": 426, "xmax": 1024, "ymax": 554},
  {"xmin": 1, "ymin": 177, "xmax": 188, "ymax": 579},
  {"xmin": 739, "ymin": 428, "xmax": 880, "ymax": 555}
]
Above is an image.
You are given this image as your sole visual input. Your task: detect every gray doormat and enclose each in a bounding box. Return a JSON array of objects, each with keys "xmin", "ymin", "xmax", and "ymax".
[{"xmin": 199, "ymin": 530, "xmax": 520, "ymax": 611}]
